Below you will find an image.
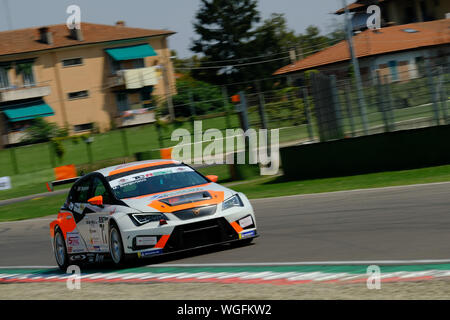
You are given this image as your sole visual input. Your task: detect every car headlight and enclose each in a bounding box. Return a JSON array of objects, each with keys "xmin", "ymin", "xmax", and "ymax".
[
  {"xmin": 222, "ymin": 194, "xmax": 244, "ymax": 211},
  {"xmin": 129, "ymin": 213, "xmax": 167, "ymax": 226}
]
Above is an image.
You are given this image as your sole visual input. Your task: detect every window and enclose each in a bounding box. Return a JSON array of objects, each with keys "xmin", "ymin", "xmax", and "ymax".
[
  {"xmin": 132, "ymin": 58, "xmax": 145, "ymax": 68},
  {"xmin": 388, "ymin": 61, "xmax": 398, "ymax": 81},
  {"xmin": 405, "ymin": 7, "xmax": 417, "ymax": 23},
  {"xmin": 73, "ymin": 178, "xmax": 91, "ymax": 203},
  {"xmin": 108, "ymin": 165, "xmax": 209, "ymax": 199},
  {"xmin": 92, "ymin": 177, "xmax": 113, "ymax": 204},
  {"xmin": 68, "ymin": 90, "xmax": 89, "ymax": 100},
  {"xmin": 140, "ymin": 87, "xmax": 153, "ymax": 104},
  {"xmin": 62, "ymin": 57, "xmax": 83, "ymax": 67},
  {"xmin": 74, "ymin": 123, "xmax": 93, "ymax": 132},
  {"xmin": 109, "ymin": 57, "xmax": 121, "ymax": 75},
  {"xmin": 116, "ymin": 92, "xmax": 129, "ymax": 112},
  {"xmin": 16, "ymin": 62, "xmax": 35, "ymax": 86},
  {"xmin": 0, "ymin": 66, "xmax": 9, "ymax": 89},
  {"xmin": 415, "ymin": 57, "xmax": 425, "ymax": 77}
]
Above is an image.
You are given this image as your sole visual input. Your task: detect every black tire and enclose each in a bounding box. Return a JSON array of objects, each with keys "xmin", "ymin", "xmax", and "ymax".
[
  {"xmin": 109, "ymin": 224, "xmax": 125, "ymax": 266},
  {"xmin": 53, "ymin": 228, "xmax": 69, "ymax": 271}
]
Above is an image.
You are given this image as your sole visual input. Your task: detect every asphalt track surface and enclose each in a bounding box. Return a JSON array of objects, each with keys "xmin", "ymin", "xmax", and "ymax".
[{"xmin": 1, "ymin": 182, "xmax": 449, "ymax": 267}]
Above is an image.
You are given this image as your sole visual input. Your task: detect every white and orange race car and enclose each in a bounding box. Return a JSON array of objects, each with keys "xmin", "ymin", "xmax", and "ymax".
[{"xmin": 49, "ymin": 160, "xmax": 258, "ymax": 270}]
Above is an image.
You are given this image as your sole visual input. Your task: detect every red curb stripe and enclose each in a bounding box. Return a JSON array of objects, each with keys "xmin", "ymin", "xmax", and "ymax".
[{"xmin": 0, "ymin": 273, "xmax": 446, "ymax": 285}]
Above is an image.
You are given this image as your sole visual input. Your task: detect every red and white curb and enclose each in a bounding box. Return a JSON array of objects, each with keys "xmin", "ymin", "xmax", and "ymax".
[{"xmin": 2, "ymin": 270, "xmax": 450, "ymax": 285}]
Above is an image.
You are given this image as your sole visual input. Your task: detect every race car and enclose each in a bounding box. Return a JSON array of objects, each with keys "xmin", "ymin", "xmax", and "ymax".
[{"xmin": 49, "ymin": 160, "xmax": 258, "ymax": 270}]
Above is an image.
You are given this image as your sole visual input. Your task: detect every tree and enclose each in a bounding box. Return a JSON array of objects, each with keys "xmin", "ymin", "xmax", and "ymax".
[
  {"xmin": 190, "ymin": 0, "xmax": 260, "ymax": 84},
  {"xmin": 326, "ymin": 18, "xmax": 346, "ymax": 45},
  {"xmin": 241, "ymin": 13, "xmax": 299, "ymax": 89},
  {"xmin": 170, "ymin": 50, "xmax": 209, "ymax": 78},
  {"xmin": 159, "ymin": 76, "xmax": 230, "ymax": 118},
  {"xmin": 21, "ymin": 118, "xmax": 68, "ymax": 143},
  {"xmin": 298, "ymin": 26, "xmax": 331, "ymax": 58}
]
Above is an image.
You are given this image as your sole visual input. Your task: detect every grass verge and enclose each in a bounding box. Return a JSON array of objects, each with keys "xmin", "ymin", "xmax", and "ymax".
[
  {"xmin": 1, "ymin": 164, "xmax": 450, "ymax": 222},
  {"xmin": 231, "ymin": 164, "xmax": 450, "ymax": 199},
  {"xmin": 0, "ymin": 194, "xmax": 66, "ymax": 222}
]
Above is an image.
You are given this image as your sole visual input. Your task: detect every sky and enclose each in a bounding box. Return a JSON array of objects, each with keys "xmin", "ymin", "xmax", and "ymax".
[{"xmin": 0, "ymin": 0, "xmax": 345, "ymax": 58}]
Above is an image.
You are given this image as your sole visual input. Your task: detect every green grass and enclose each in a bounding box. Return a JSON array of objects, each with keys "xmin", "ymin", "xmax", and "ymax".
[
  {"xmin": 197, "ymin": 164, "xmax": 232, "ymax": 183},
  {"xmin": 2, "ymin": 164, "xmax": 450, "ymax": 222},
  {"xmin": 231, "ymin": 164, "xmax": 450, "ymax": 199},
  {"xmin": 0, "ymin": 194, "xmax": 66, "ymax": 222},
  {"xmin": 0, "ymin": 169, "xmax": 55, "ymax": 201}
]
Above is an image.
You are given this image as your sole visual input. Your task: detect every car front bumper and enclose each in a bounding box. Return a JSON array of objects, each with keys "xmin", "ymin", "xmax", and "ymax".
[{"xmin": 118, "ymin": 206, "xmax": 258, "ymax": 257}]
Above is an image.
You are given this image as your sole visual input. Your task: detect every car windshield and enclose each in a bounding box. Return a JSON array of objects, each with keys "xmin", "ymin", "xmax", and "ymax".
[{"xmin": 108, "ymin": 165, "xmax": 209, "ymax": 199}]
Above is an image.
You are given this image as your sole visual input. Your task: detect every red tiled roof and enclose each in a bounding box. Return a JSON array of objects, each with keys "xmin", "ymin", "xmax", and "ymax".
[
  {"xmin": 0, "ymin": 22, "xmax": 175, "ymax": 57},
  {"xmin": 274, "ymin": 19, "xmax": 450, "ymax": 75}
]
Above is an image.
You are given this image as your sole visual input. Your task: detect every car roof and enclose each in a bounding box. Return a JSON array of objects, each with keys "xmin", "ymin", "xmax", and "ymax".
[{"xmin": 95, "ymin": 159, "xmax": 182, "ymax": 177}]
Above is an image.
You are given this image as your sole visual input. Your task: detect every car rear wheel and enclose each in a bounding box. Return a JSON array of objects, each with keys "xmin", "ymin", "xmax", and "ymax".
[
  {"xmin": 109, "ymin": 225, "xmax": 125, "ymax": 266},
  {"xmin": 54, "ymin": 229, "xmax": 69, "ymax": 271}
]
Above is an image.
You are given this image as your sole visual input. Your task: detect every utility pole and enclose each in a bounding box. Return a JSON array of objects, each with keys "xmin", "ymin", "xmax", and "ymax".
[
  {"xmin": 162, "ymin": 59, "xmax": 175, "ymax": 121},
  {"xmin": 342, "ymin": 0, "xmax": 369, "ymax": 135}
]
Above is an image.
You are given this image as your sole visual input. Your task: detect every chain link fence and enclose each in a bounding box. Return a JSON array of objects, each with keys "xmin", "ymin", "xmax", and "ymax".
[{"xmin": 1, "ymin": 56, "xmax": 449, "ymax": 177}]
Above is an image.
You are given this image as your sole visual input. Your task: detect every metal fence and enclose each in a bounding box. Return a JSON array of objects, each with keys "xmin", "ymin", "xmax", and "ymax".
[{"xmin": 1, "ymin": 56, "xmax": 449, "ymax": 177}]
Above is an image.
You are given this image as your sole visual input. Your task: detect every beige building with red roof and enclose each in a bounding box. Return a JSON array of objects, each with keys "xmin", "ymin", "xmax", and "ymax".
[
  {"xmin": 0, "ymin": 22, "xmax": 176, "ymax": 146},
  {"xmin": 274, "ymin": 19, "xmax": 450, "ymax": 84}
]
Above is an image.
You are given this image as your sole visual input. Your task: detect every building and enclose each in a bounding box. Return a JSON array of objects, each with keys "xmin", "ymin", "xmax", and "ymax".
[
  {"xmin": 0, "ymin": 22, "xmax": 176, "ymax": 147},
  {"xmin": 274, "ymin": 19, "xmax": 450, "ymax": 85},
  {"xmin": 336, "ymin": 0, "xmax": 450, "ymax": 30}
]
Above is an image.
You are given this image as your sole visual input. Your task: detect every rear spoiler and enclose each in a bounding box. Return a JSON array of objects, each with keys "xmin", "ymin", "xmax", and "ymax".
[{"xmin": 46, "ymin": 177, "xmax": 80, "ymax": 192}]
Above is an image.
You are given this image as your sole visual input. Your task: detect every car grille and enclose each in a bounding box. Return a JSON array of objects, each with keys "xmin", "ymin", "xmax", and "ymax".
[
  {"xmin": 165, "ymin": 218, "xmax": 238, "ymax": 251},
  {"xmin": 172, "ymin": 205, "xmax": 217, "ymax": 220}
]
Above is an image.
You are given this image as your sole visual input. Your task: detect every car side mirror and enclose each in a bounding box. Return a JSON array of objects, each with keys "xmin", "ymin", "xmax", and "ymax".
[
  {"xmin": 88, "ymin": 195, "xmax": 103, "ymax": 206},
  {"xmin": 206, "ymin": 175, "xmax": 218, "ymax": 183}
]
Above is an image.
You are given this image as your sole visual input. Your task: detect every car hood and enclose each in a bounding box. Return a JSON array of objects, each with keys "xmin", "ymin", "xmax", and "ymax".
[{"xmin": 121, "ymin": 183, "xmax": 235, "ymax": 213}]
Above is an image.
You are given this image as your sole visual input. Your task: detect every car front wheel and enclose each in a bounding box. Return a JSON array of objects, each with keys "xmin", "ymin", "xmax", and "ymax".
[{"xmin": 109, "ymin": 225, "xmax": 125, "ymax": 266}]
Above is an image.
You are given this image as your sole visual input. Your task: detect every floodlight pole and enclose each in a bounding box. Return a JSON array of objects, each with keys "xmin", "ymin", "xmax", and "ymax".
[{"xmin": 342, "ymin": 0, "xmax": 369, "ymax": 135}]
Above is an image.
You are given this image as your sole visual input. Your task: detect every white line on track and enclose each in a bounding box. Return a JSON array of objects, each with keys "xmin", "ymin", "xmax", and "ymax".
[
  {"xmin": 144, "ymin": 258, "xmax": 450, "ymax": 267},
  {"xmin": 2, "ymin": 258, "xmax": 450, "ymax": 270}
]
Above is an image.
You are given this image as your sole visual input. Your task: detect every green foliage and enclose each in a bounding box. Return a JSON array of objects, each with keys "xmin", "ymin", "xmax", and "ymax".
[
  {"xmin": 21, "ymin": 118, "xmax": 68, "ymax": 143},
  {"xmin": 298, "ymin": 26, "xmax": 332, "ymax": 57},
  {"xmin": 161, "ymin": 78, "xmax": 230, "ymax": 118},
  {"xmin": 50, "ymin": 138, "xmax": 65, "ymax": 161},
  {"xmin": 190, "ymin": 0, "xmax": 260, "ymax": 84},
  {"xmin": 265, "ymin": 87, "xmax": 306, "ymax": 127},
  {"xmin": 304, "ymin": 70, "xmax": 319, "ymax": 87},
  {"xmin": 190, "ymin": 1, "xmax": 347, "ymax": 90},
  {"xmin": 15, "ymin": 62, "xmax": 33, "ymax": 77}
]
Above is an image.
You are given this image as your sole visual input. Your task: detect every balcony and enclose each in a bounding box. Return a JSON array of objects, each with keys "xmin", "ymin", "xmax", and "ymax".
[
  {"xmin": 2, "ymin": 130, "xmax": 27, "ymax": 145},
  {"xmin": 0, "ymin": 83, "xmax": 51, "ymax": 102},
  {"xmin": 115, "ymin": 103, "xmax": 156, "ymax": 127},
  {"xmin": 107, "ymin": 66, "xmax": 161, "ymax": 89}
]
